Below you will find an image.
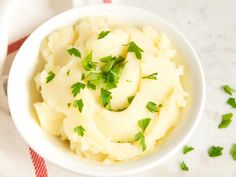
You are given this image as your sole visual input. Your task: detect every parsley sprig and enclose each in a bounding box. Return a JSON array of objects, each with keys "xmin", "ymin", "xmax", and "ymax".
[
  {"xmin": 71, "ymin": 82, "xmax": 85, "ymax": 97},
  {"xmin": 218, "ymin": 113, "xmax": 233, "ymax": 128},
  {"xmin": 74, "ymin": 125, "xmax": 85, "ymax": 137},
  {"xmin": 98, "ymin": 31, "xmax": 110, "ymax": 39},
  {"xmin": 100, "ymin": 88, "xmax": 112, "ymax": 108},
  {"xmin": 67, "ymin": 47, "xmax": 81, "ymax": 57},
  {"xmin": 82, "ymin": 51, "xmax": 97, "ymax": 71},
  {"xmin": 73, "ymin": 99, "xmax": 84, "ymax": 112},
  {"xmin": 46, "ymin": 71, "xmax": 55, "ymax": 83},
  {"xmin": 127, "ymin": 41, "xmax": 144, "ymax": 60}
]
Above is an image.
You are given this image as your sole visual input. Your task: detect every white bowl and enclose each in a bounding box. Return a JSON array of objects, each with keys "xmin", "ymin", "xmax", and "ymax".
[{"xmin": 8, "ymin": 4, "xmax": 205, "ymax": 177}]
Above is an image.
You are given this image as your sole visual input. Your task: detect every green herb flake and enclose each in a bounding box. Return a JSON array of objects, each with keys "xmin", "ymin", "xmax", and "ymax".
[
  {"xmin": 208, "ymin": 146, "xmax": 223, "ymax": 157},
  {"xmin": 138, "ymin": 118, "xmax": 151, "ymax": 133},
  {"xmin": 227, "ymin": 97, "xmax": 236, "ymax": 108},
  {"xmin": 127, "ymin": 41, "xmax": 144, "ymax": 60},
  {"xmin": 81, "ymin": 73, "xmax": 85, "ymax": 80},
  {"xmin": 100, "ymin": 88, "xmax": 112, "ymax": 107},
  {"xmin": 82, "ymin": 51, "xmax": 97, "ymax": 71},
  {"xmin": 142, "ymin": 72, "xmax": 158, "ymax": 80},
  {"xmin": 218, "ymin": 113, "xmax": 233, "ymax": 128},
  {"xmin": 146, "ymin": 101, "xmax": 158, "ymax": 113},
  {"xmin": 71, "ymin": 82, "xmax": 85, "ymax": 97},
  {"xmin": 87, "ymin": 81, "xmax": 96, "ymax": 90},
  {"xmin": 67, "ymin": 47, "xmax": 81, "ymax": 57},
  {"xmin": 223, "ymin": 85, "xmax": 235, "ymax": 95},
  {"xmin": 73, "ymin": 99, "xmax": 84, "ymax": 112},
  {"xmin": 86, "ymin": 72, "xmax": 104, "ymax": 86},
  {"xmin": 74, "ymin": 125, "xmax": 85, "ymax": 137},
  {"xmin": 46, "ymin": 71, "xmax": 55, "ymax": 83},
  {"xmin": 66, "ymin": 70, "xmax": 70, "ymax": 76},
  {"xmin": 230, "ymin": 144, "xmax": 236, "ymax": 160},
  {"xmin": 134, "ymin": 132, "xmax": 146, "ymax": 151},
  {"xmin": 180, "ymin": 161, "xmax": 189, "ymax": 171},
  {"xmin": 67, "ymin": 103, "xmax": 71, "ymax": 108},
  {"xmin": 98, "ymin": 31, "xmax": 110, "ymax": 39},
  {"xmin": 183, "ymin": 146, "xmax": 194, "ymax": 154},
  {"xmin": 127, "ymin": 96, "xmax": 135, "ymax": 104}
]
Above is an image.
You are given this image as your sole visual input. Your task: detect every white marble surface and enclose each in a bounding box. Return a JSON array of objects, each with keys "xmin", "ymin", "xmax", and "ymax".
[{"xmin": 6, "ymin": 0, "xmax": 236, "ymax": 177}]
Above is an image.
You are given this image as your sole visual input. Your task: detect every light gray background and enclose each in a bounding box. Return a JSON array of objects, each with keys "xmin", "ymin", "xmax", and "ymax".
[{"xmin": 7, "ymin": 0, "xmax": 236, "ymax": 176}]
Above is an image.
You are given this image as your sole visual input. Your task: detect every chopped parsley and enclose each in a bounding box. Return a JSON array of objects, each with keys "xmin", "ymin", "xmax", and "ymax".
[
  {"xmin": 127, "ymin": 96, "xmax": 135, "ymax": 104},
  {"xmin": 230, "ymin": 144, "xmax": 236, "ymax": 160},
  {"xmin": 46, "ymin": 71, "xmax": 55, "ymax": 83},
  {"xmin": 180, "ymin": 161, "xmax": 189, "ymax": 171},
  {"xmin": 146, "ymin": 101, "xmax": 158, "ymax": 113},
  {"xmin": 134, "ymin": 132, "xmax": 146, "ymax": 151},
  {"xmin": 227, "ymin": 97, "xmax": 236, "ymax": 108},
  {"xmin": 208, "ymin": 146, "xmax": 223, "ymax": 157},
  {"xmin": 66, "ymin": 70, "xmax": 70, "ymax": 76},
  {"xmin": 73, "ymin": 99, "xmax": 84, "ymax": 112},
  {"xmin": 138, "ymin": 118, "xmax": 151, "ymax": 133},
  {"xmin": 100, "ymin": 88, "xmax": 112, "ymax": 107},
  {"xmin": 223, "ymin": 85, "xmax": 235, "ymax": 95},
  {"xmin": 142, "ymin": 72, "xmax": 158, "ymax": 80},
  {"xmin": 67, "ymin": 47, "xmax": 81, "ymax": 57},
  {"xmin": 183, "ymin": 146, "xmax": 194, "ymax": 154},
  {"xmin": 71, "ymin": 82, "xmax": 85, "ymax": 97},
  {"xmin": 98, "ymin": 31, "xmax": 110, "ymax": 39},
  {"xmin": 127, "ymin": 41, "xmax": 144, "ymax": 60},
  {"xmin": 74, "ymin": 125, "xmax": 85, "ymax": 137},
  {"xmin": 82, "ymin": 51, "xmax": 97, "ymax": 71},
  {"xmin": 86, "ymin": 72, "xmax": 104, "ymax": 86},
  {"xmin": 81, "ymin": 73, "xmax": 85, "ymax": 80},
  {"xmin": 134, "ymin": 118, "xmax": 151, "ymax": 151},
  {"xmin": 87, "ymin": 81, "xmax": 96, "ymax": 90},
  {"xmin": 218, "ymin": 113, "xmax": 233, "ymax": 128}
]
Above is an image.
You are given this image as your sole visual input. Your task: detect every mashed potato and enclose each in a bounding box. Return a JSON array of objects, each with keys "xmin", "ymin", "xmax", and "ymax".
[{"xmin": 34, "ymin": 17, "xmax": 187, "ymax": 163}]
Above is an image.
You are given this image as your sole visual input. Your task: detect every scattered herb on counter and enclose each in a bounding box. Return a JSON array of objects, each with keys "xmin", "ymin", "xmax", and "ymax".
[
  {"xmin": 223, "ymin": 85, "xmax": 235, "ymax": 95},
  {"xmin": 183, "ymin": 146, "xmax": 194, "ymax": 154},
  {"xmin": 82, "ymin": 51, "xmax": 97, "ymax": 71},
  {"xmin": 100, "ymin": 88, "xmax": 112, "ymax": 107},
  {"xmin": 71, "ymin": 82, "xmax": 85, "ymax": 97},
  {"xmin": 218, "ymin": 113, "xmax": 233, "ymax": 128},
  {"xmin": 208, "ymin": 146, "xmax": 223, "ymax": 157},
  {"xmin": 180, "ymin": 161, "xmax": 189, "ymax": 171},
  {"xmin": 142, "ymin": 72, "xmax": 158, "ymax": 80},
  {"xmin": 227, "ymin": 97, "xmax": 236, "ymax": 108},
  {"xmin": 127, "ymin": 41, "xmax": 144, "ymax": 60},
  {"xmin": 67, "ymin": 47, "xmax": 81, "ymax": 57},
  {"xmin": 98, "ymin": 31, "xmax": 110, "ymax": 39},
  {"xmin": 230, "ymin": 144, "xmax": 236, "ymax": 160},
  {"xmin": 46, "ymin": 71, "xmax": 55, "ymax": 83},
  {"xmin": 74, "ymin": 125, "xmax": 85, "ymax": 137},
  {"xmin": 127, "ymin": 96, "xmax": 135, "ymax": 104},
  {"xmin": 73, "ymin": 99, "xmax": 84, "ymax": 112}
]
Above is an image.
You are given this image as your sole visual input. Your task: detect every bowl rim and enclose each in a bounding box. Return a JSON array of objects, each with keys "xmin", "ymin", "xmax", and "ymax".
[{"xmin": 8, "ymin": 3, "xmax": 205, "ymax": 176}]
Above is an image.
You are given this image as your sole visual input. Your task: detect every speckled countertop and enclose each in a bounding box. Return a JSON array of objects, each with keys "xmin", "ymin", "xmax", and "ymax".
[{"xmin": 6, "ymin": 0, "xmax": 236, "ymax": 176}]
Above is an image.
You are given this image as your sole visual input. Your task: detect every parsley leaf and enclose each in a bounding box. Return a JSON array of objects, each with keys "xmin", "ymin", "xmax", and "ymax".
[
  {"xmin": 127, "ymin": 41, "xmax": 144, "ymax": 60},
  {"xmin": 87, "ymin": 81, "xmax": 96, "ymax": 90},
  {"xmin": 82, "ymin": 51, "xmax": 97, "ymax": 71},
  {"xmin": 183, "ymin": 146, "xmax": 194, "ymax": 154},
  {"xmin": 142, "ymin": 72, "xmax": 158, "ymax": 80},
  {"xmin": 230, "ymin": 144, "xmax": 236, "ymax": 160},
  {"xmin": 134, "ymin": 132, "xmax": 146, "ymax": 151},
  {"xmin": 46, "ymin": 71, "xmax": 55, "ymax": 83},
  {"xmin": 86, "ymin": 72, "xmax": 104, "ymax": 86},
  {"xmin": 127, "ymin": 96, "xmax": 135, "ymax": 104},
  {"xmin": 227, "ymin": 97, "xmax": 236, "ymax": 108},
  {"xmin": 73, "ymin": 99, "xmax": 84, "ymax": 112},
  {"xmin": 180, "ymin": 161, "xmax": 189, "ymax": 171},
  {"xmin": 100, "ymin": 88, "xmax": 112, "ymax": 107},
  {"xmin": 74, "ymin": 125, "xmax": 85, "ymax": 137},
  {"xmin": 218, "ymin": 113, "xmax": 233, "ymax": 128},
  {"xmin": 146, "ymin": 101, "xmax": 158, "ymax": 113},
  {"xmin": 67, "ymin": 47, "xmax": 81, "ymax": 57},
  {"xmin": 81, "ymin": 73, "xmax": 85, "ymax": 80},
  {"xmin": 98, "ymin": 31, "xmax": 110, "ymax": 39},
  {"xmin": 138, "ymin": 118, "xmax": 151, "ymax": 133},
  {"xmin": 71, "ymin": 82, "xmax": 85, "ymax": 97},
  {"xmin": 223, "ymin": 85, "xmax": 235, "ymax": 95},
  {"xmin": 208, "ymin": 146, "xmax": 223, "ymax": 157},
  {"xmin": 66, "ymin": 70, "xmax": 70, "ymax": 76}
]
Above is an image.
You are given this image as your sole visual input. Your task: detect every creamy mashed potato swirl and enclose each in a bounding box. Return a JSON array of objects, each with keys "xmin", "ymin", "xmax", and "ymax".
[{"xmin": 34, "ymin": 17, "xmax": 187, "ymax": 163}]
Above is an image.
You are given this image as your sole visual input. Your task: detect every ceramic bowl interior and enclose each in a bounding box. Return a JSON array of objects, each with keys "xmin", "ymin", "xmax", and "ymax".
[{"xmin": 8, "ymin": 4, "xmax": 205, "ymax": 177}]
